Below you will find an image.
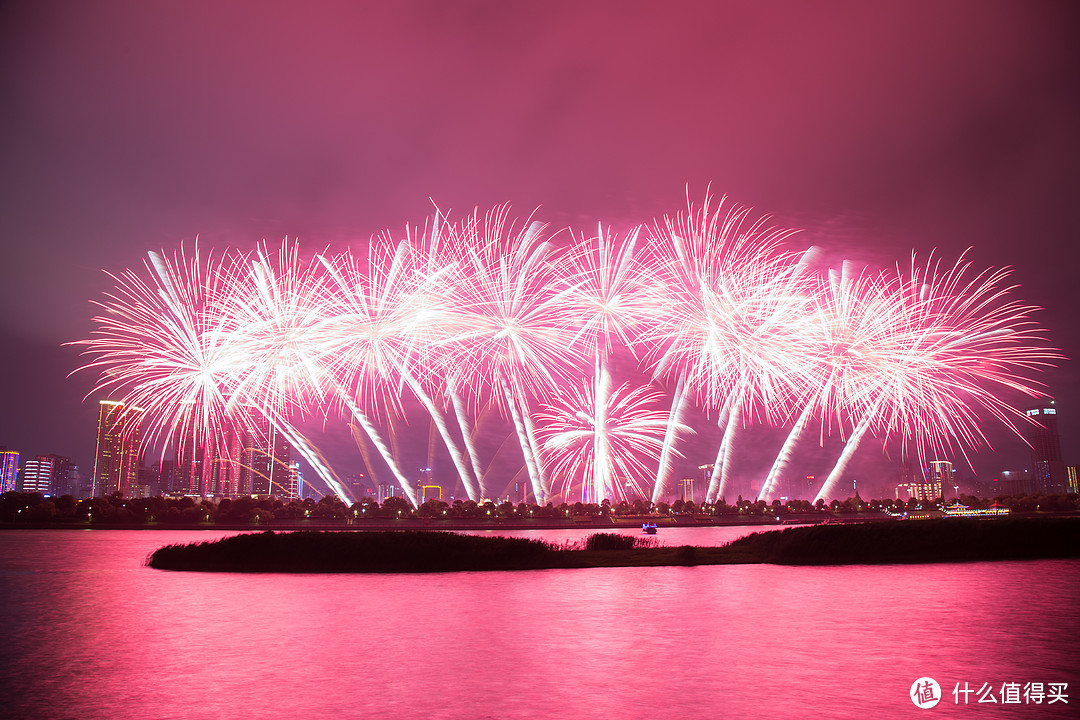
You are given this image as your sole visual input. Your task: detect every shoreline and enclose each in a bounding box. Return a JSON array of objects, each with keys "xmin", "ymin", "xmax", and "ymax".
[
  {"xmin": 4, "ymin": 511, "xmax": 1079, "ymax": 532},
  {"xmin": 0, "ymin": 515, "xmax": 848, "ymax": 532},
  {"xmin": 146, "ymin": 517, "xmax": 1080, "ymax": 572}
]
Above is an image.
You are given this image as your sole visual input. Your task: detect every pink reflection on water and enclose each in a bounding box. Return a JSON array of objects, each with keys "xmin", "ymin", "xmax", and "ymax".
[{"xmin": 1, "ymin": 530, "xmax": 1077, "ymax": 720}]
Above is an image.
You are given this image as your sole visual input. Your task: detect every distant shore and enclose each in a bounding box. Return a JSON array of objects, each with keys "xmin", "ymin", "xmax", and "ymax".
[
  {"xmin": 145, "ymin": 517, "xmax": 1080, "ymax": 572},
  {"xmin": 0, "ymin": 515, "xmax": 815, "ymax": 531},
  {"xmin": 4, "ymin": 511, "xmax": 1080, "ymax": 532}
]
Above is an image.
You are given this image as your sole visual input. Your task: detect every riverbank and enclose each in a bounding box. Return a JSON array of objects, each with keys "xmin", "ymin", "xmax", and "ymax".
[
  {"xmin": 146, "ymin": 516, "xmax": 1080, "ymax": 572},
  {"xmin": 0, "ymin": 514, "xmax": 837, "ymax": 531},
  {"xmin": 10, "ymin": 510, "xmax": 1080, "ymax": 532}
]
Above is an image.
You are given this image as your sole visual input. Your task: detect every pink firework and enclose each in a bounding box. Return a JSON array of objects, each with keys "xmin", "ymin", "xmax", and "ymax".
[
  {"xmin": 814, "ymin": 251, "xmax": 1063, "ymax": 501},
  {"xmin": 872, "ymin": 252, "xmax": 1061, "ymax": 458},
  {"xmin": 439, "ymin": 205, "xmax": 584, "ymax": 402},
  {"xmin": 317, "ymin": 220, "xmax": 486, "ymax": 501},
  {"xmin": 209, "ymin": 241, "xmax": 357, "ymax": 502},
  {"xmin": 645, "ymin": 192, "xmax": 817, "ymax": 416},
  {"xmin": 642, "ymin": 192, "xmax": 817, "ymax": 501},
  {"xmin": 211, "ymin": 241, "xmax": 335, "ymax": 418},
  {"xmin": 537, "ymin": 381, "xmax": 681, "ymax": 503},
  {"xmin": 70, "ymin": 244, "xmax": 256, "ymax": 460},
  {"xmin": 758, "ymin": 260, "xmax": 904, "ymax": 500},
  {"xmin": 437, "ymin": 205, "xmax": 585, "ymax": 502},
  {"xmin": 315, "ymin": 230, "xmax": 450, "ymax": 415},
  {"xmin": 547, "ymin": 222, "xmax": 665, "ymax": 504},
  {"xmin": 556, "ymin": 222, "xmax": 663, "ymax": 357},
  {"xmin": 70, "ymin": 194, "xmax": 1063, "ymax": 508}
]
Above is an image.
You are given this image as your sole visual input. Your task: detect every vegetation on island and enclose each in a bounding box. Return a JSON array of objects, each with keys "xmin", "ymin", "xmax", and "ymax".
[
  {"xmin": 2, "ymin": 490, "xmax": 1078, "ymax": 527},
  {"xmin": 145, "ymin": 517, "xmax": 1080, "ymax": 573}
]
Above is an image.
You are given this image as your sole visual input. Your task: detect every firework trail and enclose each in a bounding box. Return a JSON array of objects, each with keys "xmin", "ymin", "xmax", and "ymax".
[
  {"xmin": 70, "ymin": 245, "xmax": 248, "ymax": 459},
  {"xmin": 537, "ymin": 382, "xmax": 681, "ymax": 502},
  {"xmin": 213, "ymin": 243, "xmax": 353, "ymax": 502},
  {"xmin": 644, "ymin": 192, "xmax": 813, "ymax": 503},
  {"xmin": 813, "ymin": 252, "xmax": 1062, "ymax": 501},
  {"xmin": 316, "ymin": 225, "xmax": 483, "ymax": 503},
  {"xmin": 555, "ymin": 221, "xmax": 661, "ymax": 502},
  {"xmin": 74, "ymin": 198, "xmax": 1061, "ymax": 507},
  {"xmin": 439, "ymin": 205, "xmax": 584, "ymax": 504},
  {"xmin": 758, "ymin": 260, "xmax": 893, "ymax": 501}
]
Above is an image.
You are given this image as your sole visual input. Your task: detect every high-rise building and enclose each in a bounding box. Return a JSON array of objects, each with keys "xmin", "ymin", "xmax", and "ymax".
[
  {"xmin": 207, "ymin": 425, "xmax": 244, "ymax": 497},
  {"xmin": 0, "ymin": 448, "xmax": 18, "ymax": 492},
  {"xmin": 1025, "ymin": 400, "xmax": 1067, "ymax": 494},
  {"xmin": 377, "ymin": 483, "xmax": 401, "ymax": 504},
  {"xmin": 92, "ymin": 401, "xmax": 143, "ymax": 497},
  {"xmin": 174, "ymin": 427, "xmax": 207, "ymax": 496},
  {"xmin": 38, "ymin": 454, "xmax": 76, "ymax": 496},
  {"xmin": 341, "ymin": 472, "xmax": 371, "ymax": 501},
  {"xmin": 987, "ymin": 469, "xmax": 1035, "ymax": 496},
  {"xmin": 21, "ymin": 458, "xmax": 54, "ymax": 494},
  {"xmin": 925, "ymin": 461, "xmax": 953, "ymax": 500},
  {"xmin": 286, "ymin": 462, "xmax": 302, "ymax": 501},
  {"xmin": 239, "ymin": 422, "xmax": 292, "ymax": 497},
  {"xmin": 173, "ymin": 420, "xmax": 247, "ymax": 497}
]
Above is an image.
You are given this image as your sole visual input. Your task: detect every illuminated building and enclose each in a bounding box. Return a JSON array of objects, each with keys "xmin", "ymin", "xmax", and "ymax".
[
  {"xmin": 514, "ymin": 481, "xmax": 529, "ymax": 504},
  {"xmin": 22, "ymin": 454, "xmax": 74, "ymax": 496},
  {"xmin": 697, "ymin": 464, "xmax": 712, "ymax": 485},
  {"xmin": 239, "ymin": 422, "xmax": 292, "ymax": 497},
  {"xmin": 207, "ymin": 425, "xmax": 244, "ymax": 497},
  {"xmin": 377, "ymin": 483, "xmax": 401, "ymax": 504},
  {"xmin": 21, "ymin": 458, "xmax": 54, "ymax": 494},
  {"xmin": 987, "ymin": 469, "xmax": 1034, "ymax": 496},
  {"xmin": 416, "ymin": 468, "xmax": 433, "ymax": 503},
  {"xmin": 1025, "ymin": 400, "xmax": 1067, "ymax": 494},
  {"xmin": 893, "ymin": 461, "xmax": 946, "ymax": 502},
  {"xmin": 679, "ymin": 478, "xmax": 695, "ymax": 503},
  {"xmin": 897, "ymin": 461, "xmax": 914, "ymax": 489},
  {"xmin": 19, "ymin": 455, "xmax": 76, "ymax": 496},
  {"xmin": 40, "ymin": 454, "xmax": 77, "ymax": 496},
  {"xmin": 174, "ymin": 432, "xmax": 206, "ymax": 496},
  {"xmin": 0, "ymin": 449, "xmax": 18, "ymax": 493},
  {"xmin": 421, "ymin": 485, "xmax": 442, "ymax": 503},
  {"xmin": 925, "ymin": 461, "xmax": 952, "ymax": 500},
  {"xmin": 942, "ymin": 502, "xmax": 1010, "ymax": 517},
  {"xmin": 155, "ymin": 460, "xmax": 176, "ymax": 495},
  {"xmin": 341, "ymin": 472, "xmax": 370, "ymax": 501},
  {"xmin": 92, "ymin": 401, "xmax": 142, "ymax": 497},
  {"xmin": 286, "ymin": 462, "xmax": 302, "ymax": 501},
  {"xmin": 1068, "ymin": 466, "xmax": 1078, "ymax": 494}
]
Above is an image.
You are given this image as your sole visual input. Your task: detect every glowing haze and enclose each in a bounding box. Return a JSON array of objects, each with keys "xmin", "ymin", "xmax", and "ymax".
[{"xmin": 3, "ymin": 2, "xmax": 1077, "ymax": 488}]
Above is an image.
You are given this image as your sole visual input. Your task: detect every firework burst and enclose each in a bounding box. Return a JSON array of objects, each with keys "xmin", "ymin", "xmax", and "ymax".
[
  {"xmin": 537, "ymin": 381, "xmax": 683, "ymax": 503},
  {"xmin": 813, "ymin": 252, "xmax": 1062, "ymax": 501},
  {"xmin": 643, "ymin": 192, "xmax": 816, "ymax": 501},
  {"xmin": 72, "ymin": 198, "xmax": 1061, "ymax": 507},
  {"xmin": 70, "ymin": 244, "xmax": 253, "ymax": 460}
]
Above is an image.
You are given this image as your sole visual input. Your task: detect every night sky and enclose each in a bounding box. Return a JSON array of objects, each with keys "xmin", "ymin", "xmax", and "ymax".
[{"xmin": 2, "ymin": 1, "xmax": 1077, "ymax": 492}]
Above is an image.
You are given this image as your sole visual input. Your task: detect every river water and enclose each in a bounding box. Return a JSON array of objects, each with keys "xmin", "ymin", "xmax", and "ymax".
[{"xmin": 1, "ymin": 528, "xmax": 1076, "ymax": 719}]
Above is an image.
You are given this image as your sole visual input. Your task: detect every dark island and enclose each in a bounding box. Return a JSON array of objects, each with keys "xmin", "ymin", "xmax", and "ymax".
[{"xmin": 146, "ymin": 517, "xmax": 1080, "ymax": 572}]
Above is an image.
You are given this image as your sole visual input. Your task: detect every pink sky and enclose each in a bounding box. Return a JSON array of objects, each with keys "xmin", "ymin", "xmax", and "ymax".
[{"xmin": 2, "ymin": 0, "xmax": 1077, "ymax": 483}]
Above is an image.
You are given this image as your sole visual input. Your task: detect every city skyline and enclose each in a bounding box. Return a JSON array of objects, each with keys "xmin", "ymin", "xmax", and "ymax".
[{"xmin": 1, "ymin": 2, "xmax": 1078, "ymax": 497}]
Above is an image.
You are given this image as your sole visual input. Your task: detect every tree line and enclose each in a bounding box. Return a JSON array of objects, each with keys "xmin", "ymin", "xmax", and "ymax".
[{"xmin": 0, "ymin": 490, "xmax": 1077, "ymax": 525}]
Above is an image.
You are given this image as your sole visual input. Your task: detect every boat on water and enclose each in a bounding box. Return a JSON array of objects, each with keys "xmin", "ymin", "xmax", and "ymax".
[{"xmin": 642, "ymin": 523, "xmax": 658, "ymax": 534}]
